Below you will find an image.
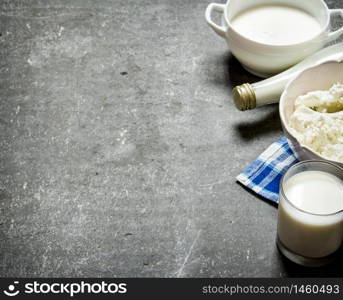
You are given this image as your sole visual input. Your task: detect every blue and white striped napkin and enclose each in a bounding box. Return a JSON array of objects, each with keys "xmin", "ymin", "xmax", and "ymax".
[{"xmin": 236, "ymin": 137, "xmax": 299, "ymax": 203}]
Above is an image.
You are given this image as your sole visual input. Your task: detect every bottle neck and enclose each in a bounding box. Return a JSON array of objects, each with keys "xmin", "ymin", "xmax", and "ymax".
[
  {"xmin": 232, "ymin": 43, "xmax": 343, "ymax": 111},
  {"xmin": 232, "ymin": 83, "xmax": 256, "ymax": 111}
]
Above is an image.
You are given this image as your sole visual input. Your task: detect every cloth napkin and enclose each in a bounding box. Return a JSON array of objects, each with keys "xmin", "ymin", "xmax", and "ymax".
[{"xmin": 236, "ymin": 137, "xmax": 299, "ymax": 203}]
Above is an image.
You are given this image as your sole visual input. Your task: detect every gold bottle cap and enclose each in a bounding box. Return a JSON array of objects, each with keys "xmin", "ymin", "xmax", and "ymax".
[{"xmin": 232, "ymin": 83, "xmax": 256, "ymax": 111}]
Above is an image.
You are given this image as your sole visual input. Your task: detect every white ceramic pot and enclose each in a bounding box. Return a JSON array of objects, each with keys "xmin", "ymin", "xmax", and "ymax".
[
  {"xmin": 205, "ymin": 0, "xmax": 343, "ymax": 77},
  {"xmin": 279, "ymin": 60, "xmax": 343, "ymax": 168}
]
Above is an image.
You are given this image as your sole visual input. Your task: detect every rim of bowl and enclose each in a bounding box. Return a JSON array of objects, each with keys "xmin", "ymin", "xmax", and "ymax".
[
  {"xmin": 223, "ymin": 0, "xmax": 331, "ymax": 48},
  {"xmin": 279, "ymin": 59, "xmax": 343, "ymax": 165}
]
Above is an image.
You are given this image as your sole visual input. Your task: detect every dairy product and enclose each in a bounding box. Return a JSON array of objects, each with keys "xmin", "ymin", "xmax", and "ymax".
[
  {"xmin": 289, "ymin": 83, "xmax": 343, "ymax": 162},
  {"xmin": 278, "ymin": 170, "xmax": 343, "ymax": 258},
  {"xmin": 284, "ymin": 171, "xmax": 343, "ymax": 215},
  {"xmin": 231, "ymin": 4, "xmax": 322, "ymax": 45}
]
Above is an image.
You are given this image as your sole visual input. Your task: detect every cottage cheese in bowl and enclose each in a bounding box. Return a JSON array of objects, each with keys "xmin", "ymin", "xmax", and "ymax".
[{"xmin": 289, "ymin": 83, "xmax": 343, "ymax": 162}]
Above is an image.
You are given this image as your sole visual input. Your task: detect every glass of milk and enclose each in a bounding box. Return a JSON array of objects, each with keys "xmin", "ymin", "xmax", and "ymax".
[{"xmin": 277, "ymin": 160, "xmax": 343, "ymax": 267}]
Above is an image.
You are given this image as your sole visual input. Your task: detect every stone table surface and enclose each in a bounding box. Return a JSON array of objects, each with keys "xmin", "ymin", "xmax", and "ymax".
[{"xmin": 0, "ymin": 0, "xmax": 342, "ymax": 277}]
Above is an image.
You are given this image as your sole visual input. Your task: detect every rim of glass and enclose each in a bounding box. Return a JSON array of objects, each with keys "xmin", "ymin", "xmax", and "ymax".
[{"xmin": 280, "ymin": 160, "xmax": 343, "ymax": 216}]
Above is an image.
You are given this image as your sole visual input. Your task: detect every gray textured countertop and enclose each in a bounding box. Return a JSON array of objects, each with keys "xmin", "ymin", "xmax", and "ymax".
[{"xmin": 0, "ymin": 0, "xmax": 342, "ymax": 277}]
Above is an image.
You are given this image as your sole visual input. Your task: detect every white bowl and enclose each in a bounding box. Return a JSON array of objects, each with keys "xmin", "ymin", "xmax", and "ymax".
[
  {"xmin": 205, "ymin": 0, "xmax": 343, "ymax": 77},
  {"xmin": 279, "ymin": 60, "xmax": 343, "ymax": 167}
]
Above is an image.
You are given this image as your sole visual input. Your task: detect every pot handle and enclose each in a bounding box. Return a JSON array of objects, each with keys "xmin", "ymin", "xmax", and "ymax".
[
  {"xmin": 327, "ymin": 9, "xmax": 343, "ymax": 42},
  {"xmin": 205, "ymin": 3, "xmax": 226, "ymax": 38}
]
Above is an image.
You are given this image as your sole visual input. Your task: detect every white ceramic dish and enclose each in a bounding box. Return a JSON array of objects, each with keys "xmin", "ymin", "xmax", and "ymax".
[
  {"xmin": 205, "ymin": 0, "xmax": 343, "ymax": 77},
  {"xmin": 279, "ymin": 60, "xmax": 343, "ymax": 168}
]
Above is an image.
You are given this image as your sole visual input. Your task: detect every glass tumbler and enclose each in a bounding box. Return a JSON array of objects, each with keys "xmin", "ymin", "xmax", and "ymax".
[{"xmin": 276, "ymin": 160, "xmax": 343, "ymax": 267}]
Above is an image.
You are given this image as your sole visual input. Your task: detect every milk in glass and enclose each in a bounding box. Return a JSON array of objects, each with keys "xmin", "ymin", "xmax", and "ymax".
[{"xmin": 278, "ymin": 170, "xmax": 343, "ymax": 258}]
